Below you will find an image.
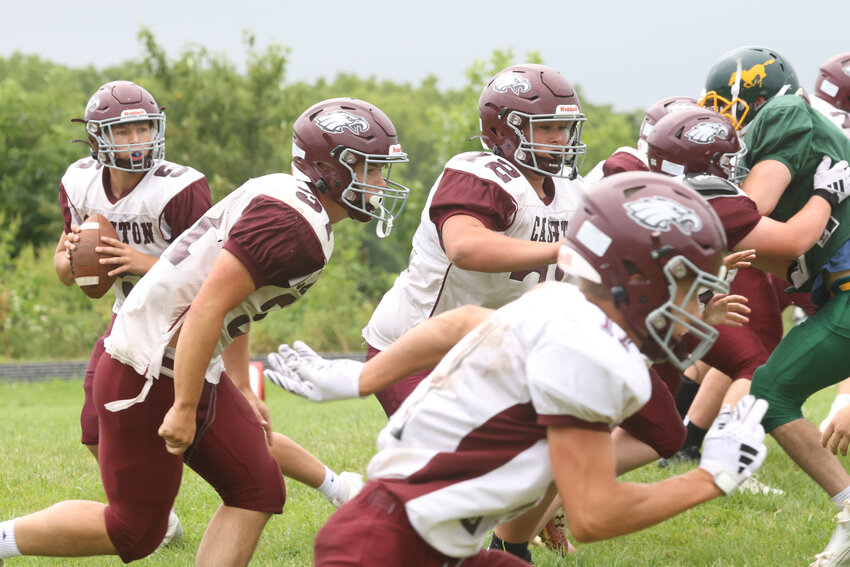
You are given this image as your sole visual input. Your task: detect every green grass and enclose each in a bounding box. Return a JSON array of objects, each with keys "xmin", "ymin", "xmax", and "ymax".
[{"xmin": 0, "ymin": 379, "xmax": 845, "ymax": 566}]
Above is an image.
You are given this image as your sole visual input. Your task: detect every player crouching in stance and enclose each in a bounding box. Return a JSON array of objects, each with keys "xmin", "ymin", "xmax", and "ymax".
[
  {"xmin": 0, "ymin": 98, "xmax": 409, "ymax": 566},
  {"xmin": 266, "ymin": 172, "xmax": 769, "ymax": 566}
]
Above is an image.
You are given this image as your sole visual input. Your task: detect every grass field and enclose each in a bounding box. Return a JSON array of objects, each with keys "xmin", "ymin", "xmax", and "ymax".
[{"xmin": 0, "ymin": 378, "xmax": 846, "ymax": 566}]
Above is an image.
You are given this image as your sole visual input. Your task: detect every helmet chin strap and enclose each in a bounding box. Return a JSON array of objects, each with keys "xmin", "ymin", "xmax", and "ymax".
[
  {"xmin": 370, "ymin": 194, "xmax": 393, "ymax": 238},
  {"xmin": 730, "ymin": 58, "xmax": 743, "ymax": 123}
]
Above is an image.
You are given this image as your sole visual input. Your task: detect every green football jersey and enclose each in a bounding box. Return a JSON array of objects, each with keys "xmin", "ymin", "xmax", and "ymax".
[{"xmin": 744, "ymin": 95, "xmax": 850, "ymax": 290}]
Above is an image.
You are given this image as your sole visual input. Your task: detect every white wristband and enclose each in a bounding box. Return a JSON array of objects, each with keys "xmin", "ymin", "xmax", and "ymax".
[{"xmin": 712, "ymin": 470, "xmax": 739, "ymax": 496}]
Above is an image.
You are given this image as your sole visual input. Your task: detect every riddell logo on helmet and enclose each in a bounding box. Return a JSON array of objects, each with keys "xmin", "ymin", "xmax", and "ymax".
[
  {"xmin": 492, "ymin": 73, "xmax": 532, "ymax": 95},
  {"xmin": 556, "ymin": 105, "xmax": 580, "ymax": 115},
  {"xmin": 121, "ymin": 109, "xmax": 148, "ymax": 117},
  {"xmin": 728, "ymin": 58, "xmax": 775, "ymax": 89},
  {"xmin": 389, "ymin": 144, "xmax": 403, "ymax": 155},
  {"xmin": 624, "ymin": 196, "xmax": 703, "ymax": 235}
]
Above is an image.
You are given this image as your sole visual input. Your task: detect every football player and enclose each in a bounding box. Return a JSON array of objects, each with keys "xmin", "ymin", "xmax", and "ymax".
[
  {"xmin": 53, "ymin": 80, "xmax": 213, "ymax": 546},
  {"xmin": 810, "ymin": 53, "xmax": 850, "ymax": 432},
  {"xmin": 812, "ymin": 53, "xmax": 850, "ymax": 138},
  {"xmin": 51, "ymin": 82, "xmax": 364, "ymax": 547},
  {"xmin": 360, "ymin": 63, "xmax": 587, "ymax": 418},
  {"xmin": 645, "ymin": 107, "xmax": 839, "ymax": 477},
  {"xmin": 325, "ymin": 63, "xmax": 586, "ymax": 559},
  {"xmin": 583, "ymin": 94, "xmax": 697, "ymax": 184},
  {"xmin": 0, "ymin": 98, "xmax": 409, "ymax": 566},
  {"xmin": 266, "ymin": 172, "xmax": 768, "ymax": 567},
  {"xmin": 702, "ymin": 45, "xmax": 850, "ymax": 566}
]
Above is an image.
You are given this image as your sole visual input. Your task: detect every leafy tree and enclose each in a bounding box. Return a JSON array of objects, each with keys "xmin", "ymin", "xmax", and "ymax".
[{"xmin": 0, "ymin": 33, "xmax": 644, "ymax": 358}]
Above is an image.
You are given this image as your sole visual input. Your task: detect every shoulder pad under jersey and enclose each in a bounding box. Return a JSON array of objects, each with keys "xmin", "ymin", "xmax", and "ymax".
[{"xmin": 681, "ymin": 173, "xmax": 744, "ymax": 199}]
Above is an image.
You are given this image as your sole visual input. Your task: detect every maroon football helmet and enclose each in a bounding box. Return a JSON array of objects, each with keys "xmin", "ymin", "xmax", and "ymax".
[
  {"xmin": 291, "ymin": 98, "xmax": 409, "ymax": 237},
  {"xmin": 815, "ymin": 53, "xmax": 850, "ymax": 113},
  {"xmin": 77, "ymin": 80, "xmax": 166, "ymax": 172},
  {"xmin": 479, "ymin": 64, "xmax": 586, "ymax": 179},
  {"xmin": 637, "ymin": 96, "xmax": 698, "ymax": 153},
  {"xmin": 558, "ymin": 171, "xmax": 728, "ymax": 369},
  {"xmin": 646, "ymin": 108, "xmax": 749, "ymax": 182}
]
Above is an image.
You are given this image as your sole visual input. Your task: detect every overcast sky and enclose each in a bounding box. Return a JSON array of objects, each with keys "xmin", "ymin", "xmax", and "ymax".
[{"xmin": 3, "ymin": 1, "xmax": 848, "ymax": 112}]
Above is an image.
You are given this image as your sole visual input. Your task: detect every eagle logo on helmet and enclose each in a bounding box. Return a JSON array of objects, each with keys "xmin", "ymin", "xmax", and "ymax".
[
  {"xmin": 315, "ymin": 110, "xmax": 370, "ymax": 134},
  {"xmin": 685, "ymin": 122, "xmax": 729, "ymax": 144},
  {"xmin": 624, "ymin": 196, "xmax": 703, "ymax": 235},
  {"xmin": 86, "ymin": 95, "xmax": 101, "ymax": 114},
  {"xmin": 843, "ymin": 65, "xmax": 850, "ymax": 78},
  {"xmin": 492, "ymin": 73, "xmax": 532, "ymax": 95}
]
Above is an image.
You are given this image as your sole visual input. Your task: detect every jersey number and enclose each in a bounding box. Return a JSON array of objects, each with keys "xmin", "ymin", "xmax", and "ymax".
[
  {"xmin": 162, "ymin": 216, "xmax": 224, "ymax": 266},
  {"xmin": 154, "ymin": 164, "xmax": 189, "ymax": 178}
]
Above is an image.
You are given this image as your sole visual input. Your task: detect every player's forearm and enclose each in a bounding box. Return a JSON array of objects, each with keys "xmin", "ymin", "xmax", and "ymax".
[
  {"xmin": 779, "ymin": 195, "xmax": 832, "ymax": 257},
  {"xmin": 54, "ymin": 251, "xmax": 75, "ymax": 286},
  {"xmin": 54, "ymin": 235, "xmax": 75, "ymax": 286},
  {"xmin": 359, "ymin": 305, "xmax": 492, "ymax": 395},
  {"xmin": 562, "ymin": 468, "xmax": 721, "ymax": 542},
  {"xmin": 172, "ymin": 308, "xmax": 222, "ymax": 411},
  {"xmin": 446, "ymin": 229, "xmax": 561, "ymax": 273}
]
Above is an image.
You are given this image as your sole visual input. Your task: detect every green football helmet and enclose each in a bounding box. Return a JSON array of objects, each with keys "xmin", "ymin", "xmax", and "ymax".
[{"xmin": 700, "ymin": 46, "xmax": 800, "ymax": 130}]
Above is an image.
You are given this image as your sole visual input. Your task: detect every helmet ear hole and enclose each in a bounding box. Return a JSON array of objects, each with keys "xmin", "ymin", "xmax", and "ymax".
[{"xmin": 623, "ymin": 260, "xmax": 644, "ymax": 278}]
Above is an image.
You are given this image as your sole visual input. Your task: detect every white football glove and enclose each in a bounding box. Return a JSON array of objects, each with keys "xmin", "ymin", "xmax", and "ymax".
[
  {"xmin": 814, "ymin": 155, "xmax": 850, "ymax": 207},
  {"xmin": 264, "ymin": 340, "xmax": 363, "ymax": 402},
  {"xmin": 699, "ymin": 395, "xmax": 768, "ymax": 495}
]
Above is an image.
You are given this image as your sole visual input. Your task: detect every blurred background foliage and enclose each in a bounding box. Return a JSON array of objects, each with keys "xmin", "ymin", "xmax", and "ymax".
[{"xmin": 0, "ymin": 30, "xmax": 642, "ymax": 360}]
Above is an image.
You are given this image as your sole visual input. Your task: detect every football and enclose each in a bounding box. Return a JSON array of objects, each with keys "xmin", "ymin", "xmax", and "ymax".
[{"xmin": 69, "ymin": 214, "xmax": 119, "ymax": 299}]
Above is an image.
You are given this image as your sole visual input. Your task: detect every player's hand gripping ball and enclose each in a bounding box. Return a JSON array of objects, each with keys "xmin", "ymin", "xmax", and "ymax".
[{"xmin": 69, "ymin": 214, "xmax": 119, "ymax": 298}]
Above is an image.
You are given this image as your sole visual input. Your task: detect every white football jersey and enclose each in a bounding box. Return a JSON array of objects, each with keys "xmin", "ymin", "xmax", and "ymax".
[
  {"xmin": 60, "ymin": 157, "xmax": 206, "ymax": 313},
  {"xmin": 812, "ymin": 95, "xmax": 850, "ymax": 138},
  {"xmin": 363, "ymin": 151, "xmax": 585, "ymax": 350},
  {"xmin": 105, "ymin": 173, "xmax": 333, "ymax": 408},
  {"xmin": 367, "ymin": 282, "xmax": 650, "ymax": 558}
]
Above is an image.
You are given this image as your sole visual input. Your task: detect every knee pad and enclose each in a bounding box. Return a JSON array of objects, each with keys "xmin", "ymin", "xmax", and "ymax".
[
  {"xmin": 105, "ymin": 503, "xmax": 170, "ymax": 562},
  {"xmin": 219, "ymin": 453, "xmax": 287, "ymax": 513},
  {"xmin": 620, "ymin": 410, "xmax": 686, "ymax": 459},
  {"xmin": 750, "ymin": 370, "xmax": 804, "ymax": 433}
]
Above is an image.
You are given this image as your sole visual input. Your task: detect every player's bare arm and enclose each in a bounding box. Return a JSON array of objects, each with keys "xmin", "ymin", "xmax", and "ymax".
[
  {"xmin": 159, "ymin": 250, "xmax": 256, "ymax": 455},
  {"xmin": 740, "ymin": 159, "xmax": 792, "ymax": 215},
  {"xmin": 265, "ymin": 305, "xmax": 493, "ymax": 402},
  {"xmin": 736, "ymin": 194, "xmax": 832, "ymax": 258},
  {"xmin": 442, "ymin": 213, "xmax": 562, "ymax": 273},
  {"xmin": 549, "ymin": 425, "xmax": 720, "ymax": 541},
  {"xmin": 53, "ymin": 227, "xmax": 80, "ymax": 286},
  {"xmin": 359, "ymin": 304, "xmax": 493, "ymax": 395},
  {"xmin": 550, "ymin": 395, "xmax": 767, "ymax": 542}
]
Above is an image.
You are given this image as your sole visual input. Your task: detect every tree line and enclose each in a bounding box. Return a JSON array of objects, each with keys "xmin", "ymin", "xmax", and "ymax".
[{"xmin": 0, "ymin": 29, "xmax": 643, "ymax": 360}]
